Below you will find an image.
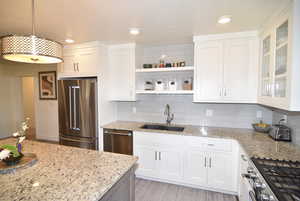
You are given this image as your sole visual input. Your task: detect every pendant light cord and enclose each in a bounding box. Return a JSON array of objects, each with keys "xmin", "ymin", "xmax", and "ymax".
[{"xmin": 32, "ymin": 0, "xmax": 35, "ymax": 35}]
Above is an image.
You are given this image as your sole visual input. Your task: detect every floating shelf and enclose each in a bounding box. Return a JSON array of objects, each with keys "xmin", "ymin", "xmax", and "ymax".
[
  {"xmin": 136, "ymin": 90, "xmax": 194, "ymax": 95},
  {"xmin": 136, "ymin": 66, "xmax": 194, "ymax": 73}
]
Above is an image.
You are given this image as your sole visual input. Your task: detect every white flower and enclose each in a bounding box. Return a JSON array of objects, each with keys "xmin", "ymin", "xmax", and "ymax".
[
  {"xmin": 13, "ymin": 132, "xmax": 20, "ymax": 137},
  {"xmin": 22, "ymin": 123, "xmax": 29, "ymax": 131},
  {"xmin": 19, "ymin": 136, "xmax": 26, "ymax": 143},
  {"xmin": 0, "ymin": 149, "xmax": 11, "ymax": 160}
]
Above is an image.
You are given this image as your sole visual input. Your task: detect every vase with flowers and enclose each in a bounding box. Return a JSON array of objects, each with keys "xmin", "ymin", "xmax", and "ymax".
[{"xmin": 0, "ymin": 118, "xmax": 30, "ymax": 166}]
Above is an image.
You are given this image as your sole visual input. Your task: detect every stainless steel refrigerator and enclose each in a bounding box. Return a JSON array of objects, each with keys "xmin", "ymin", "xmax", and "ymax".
[{"xmin": 58, "ymin": 78, "xmax": 98, "ymax": 150}]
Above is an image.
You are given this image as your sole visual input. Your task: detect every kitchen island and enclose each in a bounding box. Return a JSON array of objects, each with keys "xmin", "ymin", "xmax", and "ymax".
[{"xmin": 0, "ymin": 138, "xmax": 137, "ymax": 201}]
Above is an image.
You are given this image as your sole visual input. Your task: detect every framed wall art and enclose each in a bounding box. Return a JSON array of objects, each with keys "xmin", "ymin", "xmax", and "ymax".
[{"xmin": 38, "ymin": 71, "xmax": 57, "ymax": 100}]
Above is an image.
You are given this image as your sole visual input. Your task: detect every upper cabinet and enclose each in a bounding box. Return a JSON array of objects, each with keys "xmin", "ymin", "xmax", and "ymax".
[
  {"xmin": 193, "ymin": 32, "xmax": 259, "ymax": 103},
  {"xmin": 258, "ymin": 1, "xmax": 300, "ymax": 111},
  {"xmin": 108, "ymin": 43, "xmax": 136, "ymax": 101},
  {"xmin": 58, "ymin": 42, "xmax": 103, "ymax": 78}
]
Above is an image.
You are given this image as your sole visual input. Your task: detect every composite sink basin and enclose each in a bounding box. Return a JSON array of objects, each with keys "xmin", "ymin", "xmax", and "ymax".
[{"xmin": 140, "ymin": 124, "xmax": 185, "ymax": 132}]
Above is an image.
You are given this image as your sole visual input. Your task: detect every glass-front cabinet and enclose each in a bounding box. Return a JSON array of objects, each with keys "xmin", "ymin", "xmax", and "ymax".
[
  {"xmin": 274, "ymin": 21, "xmax": 288, "ymax": 98},
  {"xmin": 260, "ymin": 20, "xmax": 289, "ymax": 100},
  {"xmin": 261, "ymin": 36, "xmax": 272, "ymax": 97}
]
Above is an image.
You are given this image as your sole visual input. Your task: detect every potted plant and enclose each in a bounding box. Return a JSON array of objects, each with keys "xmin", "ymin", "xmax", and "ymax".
[{"xmin": 0, "ymin": 118, "xmax": 29, "ymax": 166}]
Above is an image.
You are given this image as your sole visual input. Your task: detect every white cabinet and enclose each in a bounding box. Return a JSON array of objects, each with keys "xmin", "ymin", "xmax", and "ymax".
[
  {"xmin": 58, "ymin": 42, "xmax": 101, "ymax": 77},
  {"xmin": 134, "ymin": 145, "xmax": 158, "ymax": 178},
  {"xmin": 207, "ymin": 152, "xmax": 236, "ymax": 191},
  {"xmin": 108, "ymin": 44, "xmax": 136, "ymax": 101},
  {"xmin": 194, "ymin": 41, "xmax": 224, "ymax": 101},
  {"xmin": 193, "ymin": 32, "xmax": 259, "ymax": 103},
  {"xmin": 258, "ymin": 1, "xmax": 300, "ymax": 111},
  {"xmin": 157, "ymin": 147, "xmax": 183, "ymax": 181},
  {"xmin": 134, "ymin": 131, "xmax": 238, "ymax": 193},
  {"xmin": 183, "ymin": 150, "xmax": 207, "ymax": 186}
]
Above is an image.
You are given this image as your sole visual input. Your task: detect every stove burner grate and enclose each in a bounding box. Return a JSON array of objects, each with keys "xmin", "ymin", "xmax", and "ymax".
[{"xmin": 252, "ymin": 158, "xmax": 300, "ymax": 201}]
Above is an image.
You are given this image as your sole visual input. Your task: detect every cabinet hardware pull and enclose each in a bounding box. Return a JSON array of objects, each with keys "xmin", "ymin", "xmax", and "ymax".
[
  {"xmin": 224, "ymin": 88, "xmax": 227, "ymax": 96},
  {"xmin": 73, "ymin": 63, "xmax": 76, "ymax": 72},
  {"xmin": 204, "ymin": 157, "xmax": 207, "ymax": 167},
  {"xmin": 219, "ymin": 88, "xmax": 222, "ymax": 97},
  {"xmin": 207, "ymin": 144, "xmax": 214, "ymax": 146},
  {"xmin": 209, "ymin": 158, "xmax": 212, "ymax": 168},
  {"xmin": 104, "ymin": 131, "xmax": 132, "ymax": 136},
  {"xmin": 76, "ymin": 63, "xmax": 79, "ymax": 72},
  {"xmin": 159, "ymin": 152, "xmax": 161, "ymax": 160},
  {"xmin": 155, "ymin": 151, "xmax": 157, "ymax": 160}
]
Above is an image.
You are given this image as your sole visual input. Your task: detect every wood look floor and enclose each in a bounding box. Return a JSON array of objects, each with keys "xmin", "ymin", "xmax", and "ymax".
[{"xmin": 135, "ymin": 179, "xmax": 238, "ymax": 201}]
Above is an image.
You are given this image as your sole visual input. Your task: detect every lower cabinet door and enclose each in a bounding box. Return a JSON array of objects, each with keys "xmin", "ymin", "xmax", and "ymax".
[
  {"xmin": 183, "ymin": 150, "xmax": 207, "ymax": 186},
  {"xmin": 134, "ymin": 145, "xmax": 158, "ymax": 178},
  {"xmin": 157, "ymin": 148, "xmax": 183, "ymax": 181},
  {"xmin": 207, "ymin": 152, "xmax": 236, "ymax": 192}
]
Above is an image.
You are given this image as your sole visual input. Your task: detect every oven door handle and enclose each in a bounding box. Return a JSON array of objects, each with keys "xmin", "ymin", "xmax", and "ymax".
[{"xmin": 249, "ymin": 191, "xmax": 257, "ymax": 201}]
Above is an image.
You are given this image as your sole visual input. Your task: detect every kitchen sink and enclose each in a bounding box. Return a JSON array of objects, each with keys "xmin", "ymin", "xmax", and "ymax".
[{"xmin": 140, "ymin": 124, "xmax": 185, "ymax": 132}]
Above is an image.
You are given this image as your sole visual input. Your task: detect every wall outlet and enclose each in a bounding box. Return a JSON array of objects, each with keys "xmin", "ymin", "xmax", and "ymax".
[
  {"xmin": 132, "ymin": 107, "xmax": 137, "ymax": 114},
  {"xmin": 206, "ymin": 109, "xmax": 213, "ymax": 117},
  {"xmin": 282, "ymin": 115, "xmax": 288, "ymax": 124},
  {"xmin": 256, "ymin": 111, "xmax": 262, "ymax": 119}
]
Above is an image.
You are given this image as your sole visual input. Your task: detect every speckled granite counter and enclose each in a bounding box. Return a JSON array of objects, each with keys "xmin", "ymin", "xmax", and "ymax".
[
  {"xmin": 103, "ymin": 121, "xmax": 300, "ymax": 161},
  {"xmin": 0, "ymin": 139, "xmax": 137, "ymax": 201}
]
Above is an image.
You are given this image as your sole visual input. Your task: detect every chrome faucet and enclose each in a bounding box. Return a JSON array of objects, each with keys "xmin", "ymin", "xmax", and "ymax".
[{"xmin": 164, "ymin": 104, "xmax": 174, "ymax": 126}]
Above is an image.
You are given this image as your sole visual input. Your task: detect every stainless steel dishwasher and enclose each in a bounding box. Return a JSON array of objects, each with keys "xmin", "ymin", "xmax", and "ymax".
[{"xmin": 103, "ymin": 129, "xmax": 133, "ymax": 155}]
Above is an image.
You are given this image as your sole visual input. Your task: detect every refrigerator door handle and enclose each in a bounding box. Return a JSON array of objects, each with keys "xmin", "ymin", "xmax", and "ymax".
[
  {"xmin": 73, "ymin": 87, "xmax": 76, "ymax": 129},
  {"xmin": 69, "ymin": 86, "xmax": 73, "ymax": 129}
]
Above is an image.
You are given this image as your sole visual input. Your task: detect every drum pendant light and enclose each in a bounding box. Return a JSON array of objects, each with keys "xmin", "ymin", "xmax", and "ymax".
[{"xmin": 1, "ymin": 0, "xmax": 63, "ymax": 64}]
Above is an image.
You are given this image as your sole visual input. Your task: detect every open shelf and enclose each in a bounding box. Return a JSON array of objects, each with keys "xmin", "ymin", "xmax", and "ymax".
[
  {"xmin": 136, "ymin": 90, "xmax": 194, "ymax": 95},
  {"xmin": 136, "ymin": 66, "xmax": 194, "ymax": 73}
]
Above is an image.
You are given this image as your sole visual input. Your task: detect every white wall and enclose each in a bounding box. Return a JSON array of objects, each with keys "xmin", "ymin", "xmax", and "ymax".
[
  {"xmin": 22, "ymin": 77, "xmax": 36, "ymax": 137},
  {"xmin": 0, "ymin": 60, "xmax": 59, "ymax": 141},
  {"xmin": 0, "ymin": 64, "xmax": 23, "ymax": 138},
  {"xmin": 117, "ymin": 95, "xmax": 273, "ymax": 129}
]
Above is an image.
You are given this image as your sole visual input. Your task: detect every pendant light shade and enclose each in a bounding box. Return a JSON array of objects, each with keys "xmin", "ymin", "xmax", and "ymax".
[
  {"xmin": 0, "ymin": 0, "xmax": 63, "ymax": 64},
  {"xmin": 1, "ymin": 35, "xmax": 63, "ymax": 64}
]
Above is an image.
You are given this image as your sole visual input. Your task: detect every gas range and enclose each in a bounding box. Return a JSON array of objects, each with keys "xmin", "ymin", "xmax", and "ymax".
[{"xmin": 251, "ymin": 157, "xmax": 300, "ymax": 201}]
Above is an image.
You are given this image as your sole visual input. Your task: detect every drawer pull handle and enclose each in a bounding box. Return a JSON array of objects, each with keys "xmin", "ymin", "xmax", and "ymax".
[{"xmin": 207, "ymin": 144, "xmax": 215, "ymax": 146}]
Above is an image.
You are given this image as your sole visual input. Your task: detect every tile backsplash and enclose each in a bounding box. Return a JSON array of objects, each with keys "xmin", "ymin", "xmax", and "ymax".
[{"xmin": 117, "ymin": 95, "xmax": 273, "ymax": 129}]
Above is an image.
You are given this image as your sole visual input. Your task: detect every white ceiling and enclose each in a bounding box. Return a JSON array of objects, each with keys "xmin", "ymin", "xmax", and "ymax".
[{"xmin": 0, "ymin": 0, "xmax": 289, "ymax": 45}]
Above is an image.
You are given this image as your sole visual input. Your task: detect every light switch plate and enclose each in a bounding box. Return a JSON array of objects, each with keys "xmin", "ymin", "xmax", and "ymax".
[
  {"xmin": 206, "ymin": 109, "xmax": 213, "ymax": 117},
  {"xmin": 282, "ymin": 115, "xmax": 288, "ymax": 124}
]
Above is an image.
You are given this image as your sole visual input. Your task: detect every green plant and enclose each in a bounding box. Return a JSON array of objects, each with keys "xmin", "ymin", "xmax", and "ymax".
[{"xmin": 0, "ymin": 145, "xmax": 20, "ymax": 157}]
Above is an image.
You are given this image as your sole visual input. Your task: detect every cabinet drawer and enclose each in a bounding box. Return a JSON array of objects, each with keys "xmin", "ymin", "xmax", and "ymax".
[
  {"xmin": 205, "ymin": 139, "xmax": 232, "ymax": 152},
  {"xmin": 184, "ymin": 136, "xmax": 206, "ymax": 148},
  {"xmin": 134, "ymin": 132, "xmax": 184, "ymax": 147}
]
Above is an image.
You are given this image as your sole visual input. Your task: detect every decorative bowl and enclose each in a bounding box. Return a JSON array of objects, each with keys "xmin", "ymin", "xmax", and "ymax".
[
  {"xmin": 252, "ymin": 123, "xmax": 271, "ymax": 133},
  {"xmin": 2, "ymin": 152, "xmax": 24, "ymax": 166}
]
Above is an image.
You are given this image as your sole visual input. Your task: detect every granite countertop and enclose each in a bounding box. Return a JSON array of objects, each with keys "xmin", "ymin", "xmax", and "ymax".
[
  {"xmin": 0, "ymin": 139, "xmax": 137, "ymax": 201},
  {"xmin": 103, "ymin": 121, "xmax": 300, "ymax": 161}
]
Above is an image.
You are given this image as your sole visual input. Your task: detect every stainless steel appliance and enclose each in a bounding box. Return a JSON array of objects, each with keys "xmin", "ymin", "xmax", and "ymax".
[
  {"xmin": 241, "ymin": 159, "xmax": 276, "ymax": 201},
  {"xmin": 103, "ymin": 129, "xmax": 133, "ymax": 155},
  {"xmin": 269, "ymin": 124, "xmax": 291, "ymax": 141},
  {"xmin": 58, "ymin": 78, "xmax": 98, "ymax": 150},
  {"xmin": 241, "ymin": 157, "xmax": 300, "ymax": 201},
  {"xmin": 252, "ymin": 158, "xmax": 300, "ymax": 201}
]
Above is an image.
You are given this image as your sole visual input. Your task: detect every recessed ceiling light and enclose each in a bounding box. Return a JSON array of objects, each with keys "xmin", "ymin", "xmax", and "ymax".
[
  {"xmin": 218, "ymin": 15, "xmax": 232, "ymax": 24},
  {"xmin": 65, "ymin": 39, "xmax": 75, "ymax": 43},
  {"xmin": 129, "ymin": 28, "xmax": 140, "ymax": 35}
]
